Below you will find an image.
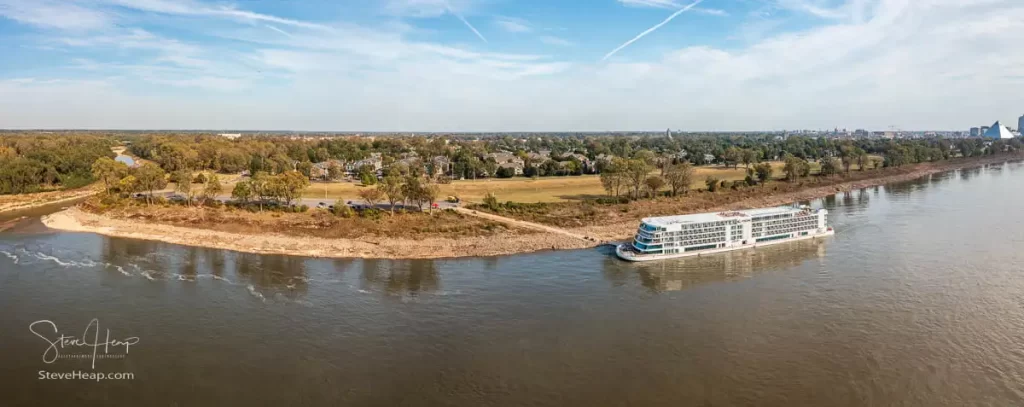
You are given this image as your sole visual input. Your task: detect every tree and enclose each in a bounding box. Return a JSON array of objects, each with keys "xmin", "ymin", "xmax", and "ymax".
[
  {"xmin": 174, "ymin": 169, "xmax": 194, "ymax": 206},
  {"xmin": 327, "ymin": 162, "xmax": 343, "ymax": 180},
  {"xmin": 424, "ymin": 182, "xmax": 441, "ymax": 213},
  {"xmin": 644, "ymin": 175, "xmax": 665, "ymax": 198},
  {"xmin": 202, "ymin": 173, "xmax": 222, "ymax": 204},
  {"xmin": 277, "ymin": 170, "xmax": 310, "ymax": 205},
  {"xmin": 296, "ymin": 161, "xmax": 313, "ymax": 178},
  {"xmin": 134, "ymin": 163, "xmax": 167, "ymax": 205},
  {"xmin": 783, "ymin": 155, "xmax": 808, "ymax": 181},
  {"xmin": 664, "ymin": 162, "xmax": 695, "ymax": 196},
  {"xmin": 378, "ymin": 175, "xmax": 405, "ymax": 214},
  {"xmin": 250, "ymin": 171, "xmax": 270, "ymax": 211},
  {"xmin": 856, "ymin": 151, "xmax": 868, "ymax": 171},
  {"xmin": 600, "ymin": 158, "xmax": 627, "ymax": 197},
  {"xmin": 754, "ymin": 162, "xmax": 773, "ymax": 187},
  {"xmin": 92, "ymin": 157, "xmax": 129, "ymax": 195},
  {"xmin": 358, "ymin": 188, "xmax": 383, "ymax": 208},
  {"xmin": 117, "ymin": 175, "xmax": 138, "ymax": 198},
  {"xmin": 820, "ymin": 158, "xmax": 840, "ymax": 177},
  {"xmin": 232, "ymin": 180, "xmax": 253, "ymax": 204},
  {"xmin": 741, "ymin": 149, "xmax": 760, "ymax": 169},
  {"xmin": 723, "ymin": 147, "xmax": 743, "ymax": 169},
  {"xmin": 625, "ymin": 159, "xmax": 651, "ymax": 199},
  {"xmin": 495, "ymin": 166, "xmax": 516, "ymax": 178},
  {"xmin": 358, "ymin": 164, "xmax": 377, "ymax": 185}
]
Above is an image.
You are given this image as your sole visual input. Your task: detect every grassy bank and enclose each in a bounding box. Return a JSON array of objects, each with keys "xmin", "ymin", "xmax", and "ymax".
[{"xmin": 470, "ymin": 154, "xmax": 1021, "ymax": 231}]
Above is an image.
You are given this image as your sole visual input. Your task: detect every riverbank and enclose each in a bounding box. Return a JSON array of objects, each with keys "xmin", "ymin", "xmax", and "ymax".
[
  {"xmin": 565, "ymin": 153, "xmax": 1022, "ymax": 241},
  {"xmin": 39, "ymin": 153, "xmax": 1019, "ymax": 259},
  {"xmin": 42, "ymin": 207, "xmax": 592, "ymax": 259},
  {"xmin": 0, "ymin": 187, "xmax": 97, "ymax": 215}
]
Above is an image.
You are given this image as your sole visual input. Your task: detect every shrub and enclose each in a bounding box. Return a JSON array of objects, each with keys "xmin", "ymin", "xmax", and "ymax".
[
  {"xmin": 593, "ymin": 196, "xmax": 630, "ymax": 205},
  {"xmin": 360, "ymin": 208, "xmax": 383, "ymax": 220},
  {"xmin": 482, "ymin": 192, "xmax": 499, "ymax": 211}
]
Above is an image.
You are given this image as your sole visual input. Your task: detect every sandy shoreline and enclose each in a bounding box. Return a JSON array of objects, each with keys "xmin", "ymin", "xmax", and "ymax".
[
  {"xmin": 42, "ymin": 208, "xmax": 592, "ymax": 259},
  {"xmin": 0, "ymin": 188, "xmax": 97, "ymax": 215},
  {"xmin": 40, "ymin": 154, "xmax": 1019, "ymax": 259}
]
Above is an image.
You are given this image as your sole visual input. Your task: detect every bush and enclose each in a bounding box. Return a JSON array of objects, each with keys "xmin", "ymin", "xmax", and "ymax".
[
  {"xmin": 298, "ymin": 204, "xmax": 309, "ymax": 213},
  {"xmin": 59, "ymin": 173, "xmax": 94, "ymax": 189},
  {"xmin": 705, "ymin": 176, "xmax": 720, "ymax": 192},
  {"xmin": 483, "ymin": 192, "xmax": 499, "ymax": 211},
  {"xmin": 593, "ymin": 196, "xmax": 630, "ymax": 205},
  {"xmin": 330, "ymin": 200, "xmax": 352, "ymax": 217},
  {"xmin": 360, "ymin": 208, "xmax": 384, "ymax": 220}
]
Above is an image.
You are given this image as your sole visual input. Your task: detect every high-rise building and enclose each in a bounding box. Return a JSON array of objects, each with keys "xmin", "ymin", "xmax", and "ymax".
[
  {"xmin": 970, "ymin": 127, "xmax": 980, "ymax": 137},
  {"xmin": 1018, "ymin": 115, "xmax": 1024, "ymax": 134},
  {"xmin": 981, "ymin": 126, "xmax": 991, "ymax": 135}
]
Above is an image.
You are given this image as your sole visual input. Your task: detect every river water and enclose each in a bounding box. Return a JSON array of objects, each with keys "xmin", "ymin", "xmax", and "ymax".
[{"xmin": 2, "ymin": 162, "xmax": 1024, "ymax": 406}]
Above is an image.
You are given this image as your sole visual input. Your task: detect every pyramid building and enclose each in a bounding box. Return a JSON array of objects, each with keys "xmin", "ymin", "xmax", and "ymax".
[{"xmin": 983, "ymin": 121, "xmax": 1015, "ymax": 139}]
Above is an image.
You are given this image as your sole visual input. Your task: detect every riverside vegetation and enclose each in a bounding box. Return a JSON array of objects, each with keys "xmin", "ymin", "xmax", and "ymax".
[{"xmin": 6, "ymin": 131, "xmax": 1023, "ymax": 257}]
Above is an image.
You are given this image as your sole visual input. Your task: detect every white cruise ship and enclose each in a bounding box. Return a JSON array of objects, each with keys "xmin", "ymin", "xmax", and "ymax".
[{"xmin": 615, "ymin": 205, "xmax": 834, "ymax": 262}]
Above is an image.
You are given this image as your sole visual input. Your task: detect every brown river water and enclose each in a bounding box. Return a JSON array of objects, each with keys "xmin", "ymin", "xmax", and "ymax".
[{"xmin": 2, "ymin": 162, "xmax": 1024, "ymax": 406}]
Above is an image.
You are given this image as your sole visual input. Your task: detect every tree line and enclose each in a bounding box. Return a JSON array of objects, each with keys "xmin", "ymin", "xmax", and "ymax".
[{"xmin": 0, "ymin": 134, "xmax": 115, "ymax": 194}]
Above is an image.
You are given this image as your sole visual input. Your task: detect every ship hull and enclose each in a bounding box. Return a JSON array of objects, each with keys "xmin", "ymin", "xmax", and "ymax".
[{"xmin": 615, "ymin": 229, "xmax": 834, "ymax": 262}]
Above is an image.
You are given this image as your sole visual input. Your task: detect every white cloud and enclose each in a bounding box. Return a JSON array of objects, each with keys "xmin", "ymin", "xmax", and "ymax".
[
  {"xmin": 618, "ymin": 0, "xmax": 728, "ymax": 15},
  {"xmin": 0, "ymin": 0, "xmax": 111, "ymax": 30},
  {"xmin": 694, "ymin": 7, "xmax": 729, "ymax": 16},
  {"xmin": 3, "ymin": 0, "xmax": 1024, "ymax": 131},
  {"xmin": 493, "ymin": 17, "xmax": 531, "ymax": 33},
  {"xmin": 618, "ymin": 0, "xmax": 680, "ymax": 9},
  {"xmin": 540, "ymin": 36, "xmax": 573, "ymax": 46},
  {"xmin": 96, "ymin": 0, "xmax": 333, "ymax": 30}
]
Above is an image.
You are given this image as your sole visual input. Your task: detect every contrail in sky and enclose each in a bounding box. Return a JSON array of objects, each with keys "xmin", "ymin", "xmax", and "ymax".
[
  {"xmin": 601, "ymin": 0, "xmax": 705, "ymax": 61},
  {"xmin": 265, "ymin": 24, "xmax": 294, "ymax": 38},
  {"xmin": 446, "ymin": 4, "xmax": 488, "ymax": 43}
]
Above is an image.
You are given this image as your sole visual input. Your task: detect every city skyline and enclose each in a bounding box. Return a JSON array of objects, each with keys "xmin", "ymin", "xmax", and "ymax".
[{"xmin": 0, "ymin": 0, "xmax": 1022, "ymax": 131}]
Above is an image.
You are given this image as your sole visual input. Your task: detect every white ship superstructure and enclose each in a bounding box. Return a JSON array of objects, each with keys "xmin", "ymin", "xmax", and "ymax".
[{"xmin": 615, "ymin": 205, "xmax": 833, "ymax": 262}]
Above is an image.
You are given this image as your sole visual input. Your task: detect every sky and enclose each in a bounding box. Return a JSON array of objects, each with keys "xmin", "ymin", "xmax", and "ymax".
[{"xmin": 0, "ymin": 0, "xmax": 1022, "ymax": 132}]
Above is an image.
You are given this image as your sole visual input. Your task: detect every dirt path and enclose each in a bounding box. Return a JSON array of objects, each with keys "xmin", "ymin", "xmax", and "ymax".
[{"xmin": 453, "ymin": 207, "xmax": 597, "ymax": 243}]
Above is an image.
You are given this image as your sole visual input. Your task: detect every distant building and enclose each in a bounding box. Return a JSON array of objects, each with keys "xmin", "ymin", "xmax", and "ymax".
[
  {"xmin": 970, "ymin": 127, "xmax": 980, "ymax": 137},
  {"xmin": 1018, "ymin": 115, "xmax": 1024, "ymax": 135},
  {"xmin": 498, "ymin": 162, "xmax": 524, "ymax": 176},
  {"xmin": 219, "ymin": 133, "xmax": 242, "ymax": 140},
  {"xmin": 981, "ymin": 126, "xmax": 991, "ymax": 135},
  {"xmin": 983, "ymin": 121, "xmax": 1014, "ymax": 139},
  {"xmin": 666, "ymin": 128, "xmax": 672, "ymax": 139}
]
